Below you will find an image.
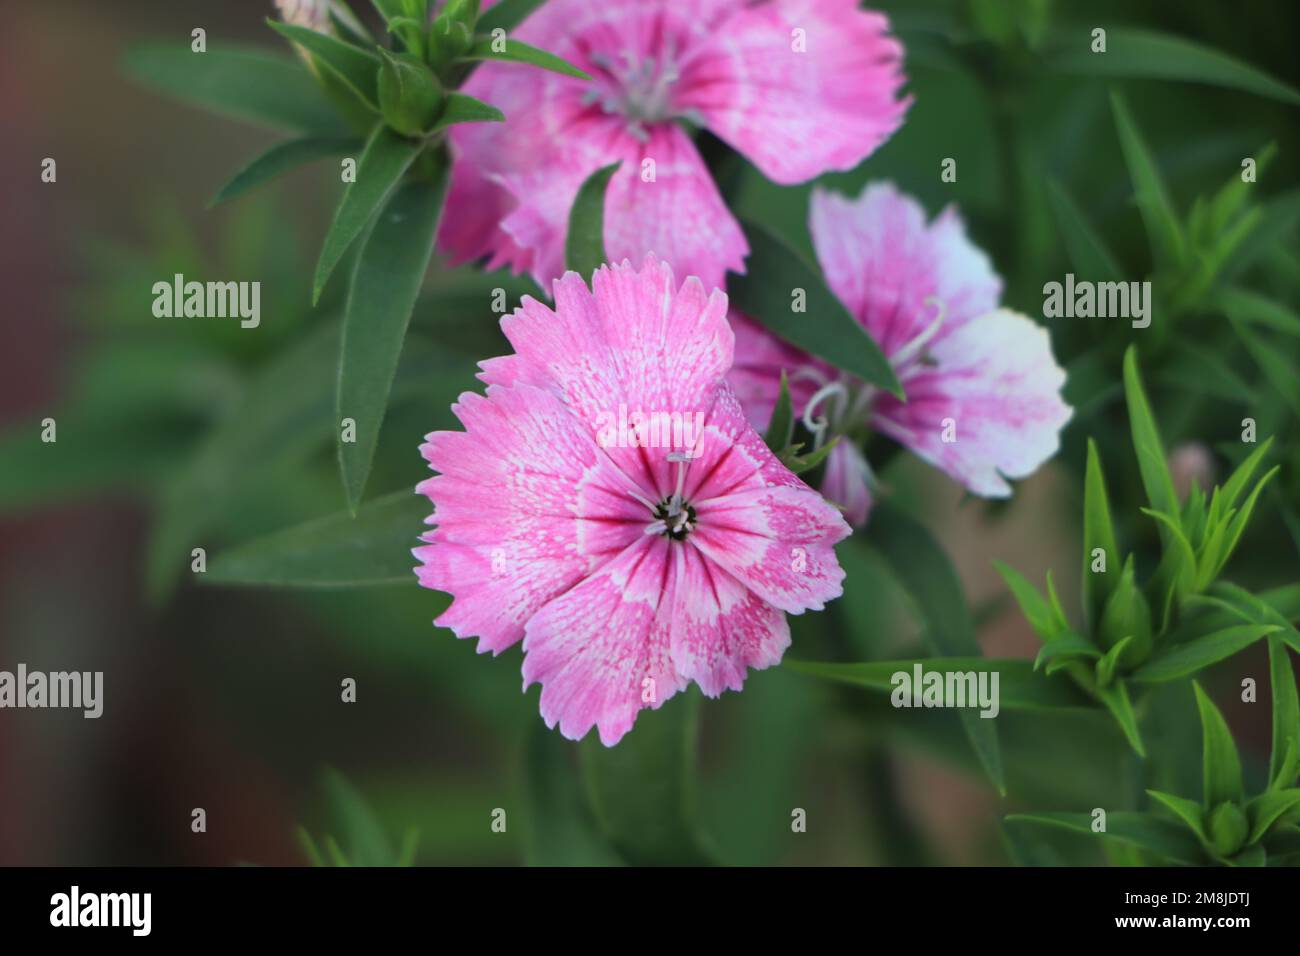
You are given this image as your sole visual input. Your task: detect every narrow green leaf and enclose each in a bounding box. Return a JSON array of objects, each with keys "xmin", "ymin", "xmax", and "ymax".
[
  {"xmin": 781, "ymin": 436, "xmax": 839, "ymax": 475},
  {"xmin": 321, "ymin": 768, "xmax": 394, "ymax": 866},
  {"xmin": 1097, "ymin": 681, "xmax": 1146, "ymax": 756},
  {"xmin": 338, "ymin": 162, "xmax": 451, "ymax": 512},
  {"xmin": 1223, "ymin": 189, "xmax": 1300, "ymax": 280},
  {"xmin": 580, "ymin": 692, "xmax": 714, "ymax": 865},
  {"xmin": 993, "ymin": 560, "xmax": 1056, "ymax": 641},
  {"xmin": 430, "ymin": 92, "xmax": 505, "ymax": 131},
  {"xmin": 564, "ymin": 162, "xmax": 620, "ymax": 281},
  {"xmin": 1096, "ymin": 635, "xmax": 1134, "ymax": 688},
  {"xmin": 211, "ymin": 135, "xmax": 359, "ymax": 206},
  {"xmin": 786, "ymin": 657, "xmax": 1094, "ymax": 711},
  {"xmin": 462, "ymin": 37, "xmax": 591, "ymax": 80},
  {"xmin": 1132, "ymin": 624, "xmax": 1280, "ymax": 683},
  {"xmin": 1049, "ymin": 28, "xmax": 1300, "ymax": 106},
  {"xmin": 1046, "ymin": 179, "xmax": 1122, "ymax": 282},
  {"xmin": 1228, "ymin": 315, "xmax": 1300, "ymax": 419},
  {"xmin": 1269, "ymin": 638, "xmax": 1300, "ymax": 788},
  {"xmin": 477, "ymin": 0, "xmax": 548, "ymax": 33},
  {"xmin": 1195, "ymin": 681, "xmax": 1245, "ymax": 807},
  {"xmin": 763, "ymin": 372, "xmax": 795, "ymax": 454},
  {"xmin": 1247, "ymin": 789, "xmax": 1300, "ymax": 845},
  {"xmin": 1123, "ymin": 346, "xmax": 1179, "ymax": 524},
  {"xmin": 1213, "ymin": 465, "xmax": 1280, "ymax": 579},
  {"xmin": 1006, "ymin": 811, "xmax": 1206, "ymax": 864},
  {"xmin": 313, "ymin": 125, "xmax": 423, "ymax": 303},
  {"xmin": 869, "ymin": 506, "xmax": 1004, "ymax": 793},
  {"xmin": 731, "ymin": 221, "xmax": 902, "ymax": 398},
  {"xmin": 1219, "ymin": 287, "xmax": 1300, "ymax": 338},
  {"xmin": 206, "ymin": 490, "xmax": 428, "ymax": 587},
  {"xmin": 1217, "ymin": 435, "xmax": 1275, "ymax": 515},
  {"xmin": 268, "ymin": 19, "xmax": 382, "ymax": 109},
  {"xmin": 1034, "ymin": 632, "xmax": 1101, "ymax": 672},
  {"xmin": 522, "ymin": 725, "xmax": 622, "ymax": 865},
  {"xmin": 124, "ymin": 44, "xmax": 343, "ymax": 132},
  {"xmin": 1111, "ymin": 91, "xmax": 1185, "ymax": 270},
  {"xmin": 1082, "ymin": 438, "xmax": 1121, "ymax": 630},
  {"xmin": 1146, "ymin": 789, "xmax": 1208, "ymax": 842}
]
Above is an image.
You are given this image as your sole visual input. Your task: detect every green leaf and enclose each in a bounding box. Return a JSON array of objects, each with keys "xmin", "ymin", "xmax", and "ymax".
[
  {"xmin": 313, "ymin": 125, "xmax": 423, "ymax": 303},
  {"xmin": 338, "ymin": 162, "xmax": 451, "ymax": 512},
  {"xmin": 1219, "ymin": 288, "xmax": 1300, "ymax": 338},
  {"xmin": 730, "ymin": 221, "xmax": 902, "ymax": 398},
  {"xmin": 786, "ymin": 657, "xmax": 1094, "ymax": 711},
  {"xmin": 1246, "ymin": 789, "xmax": 1300, "ymax": 845},
  {"xmin": 1123, "ymin": 346, "xmax": 1180, "ymax": 526},
  {"xmin": 320, "ymin": 768, "xmax": 395, "ymax": 866},
  {"xmin": 1049, "ymin": 28, "xmax": 1300, "ymax": 106},
  {"xmin": 1081, "ymin": 438, "xmax": 1121, "ymax": 631},
  {"xmin": 993, "ymin": 561, "xmax": 1057, "ymax": 642},
  {"xmin": 1111, "ymin": 91, "xmax": 1185, "ymax": 270},
  {"xmin": 580, "ymin": 692, "xmax": 714, "ymax": 865},
  {"xmin": 1034, "ymin": 632, "xmax": 1101, "ymax": 673},
  {"xmin": 1216, "ymin": 436, "xmax": 1275, "ymax": 517},
  {"xmin": 1207, "ymin": 801, "xmax": 1249, "ymax": 857},
  {"xmin": 1227, "ymin": 315, "xmax": 1300, "ymax": 419},
  {"xmin": 461, "ymin": 37, "xmax": 591, "ymax": 80},
  {"xmin": 211, "ymin": 135, "xmax": 359, "ymax": 206},
  {"xmin": 1269, "ymin": 638, "xmax": 1300, "ymax": 788},
  {"xmin": 124, "ymin": 44, "xmax": 344, "ymax": 132},
  {"xmin": 1096, "ymin": 635, "xmax": 1134, "ymax": 688},
  {"xmin": 1006, "ymin": 811, "xmax": 1207, "ymax": 865},
  {"xmin": 522, "ymin": 725, "xmax": 622, "ymax": 865},
  {"xmin": 206, "ymin": 490, "xmax": 427, "ymax": 587},
  {"xmin": 763, "ymin": 372, "xmax": 795, "ymax": 454},
  {"xmin": 477, "ymin": 0, "xmax": 548, "ymax": 33},
  {"xmin": 869, "ymin": 506, "xmax": 1004, "ymax": 793},
  {"xmin": 1097, "ymin": 681, "xmax": 1146, "ymax": 756},
  {"xmin": 780, "ymin": 437, "xmax": 839, "ymax": 476},
  {"xmin": 1046, "ymin": 179, "xmax": 1122, "ymax": 282},
  {"xmin": 1195, "ymin": 681, "xmax": 1244, "ymax": 807},
  {"xmin": 1223, "ymin": 189, "xmax": 1300, "ymax": 281},
  {"xmin": 430, "ymin": 92, "xmax": 505, "ymax": 131},
  {"xmin": 1132, "ymin": 625, "xmax": 1280, "ymax": 683},
  {"xmin": 268, "ymin": 19, "xmax": 382, "ymax": 110},
  {"xmin": 1146, "ymin": 789, "xmax": 1208, "ymax": 842},
  {"xmin": 564, "ymin": 162, "xmax": 620, "ymax": 281}
]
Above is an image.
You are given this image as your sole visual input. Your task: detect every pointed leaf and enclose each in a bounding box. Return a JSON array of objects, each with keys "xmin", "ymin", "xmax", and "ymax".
[
  {"xmin": 211, "ymin": 135, "xmax": 360, "ymax": 206},
  {"xmin": 268, "ymin": 19, "xmax": 382, "ymax": 110},
  {"xmin": 763, "ymin": 372, "xmax": 795, "ymax": 454},
  {"xmin": 1006, "ymin": 811, "xmax": 1206, "ymax": 864},
  {"xmin": 313, "ymin": 125, "xmax": 423, "ymax": 303},
  {"xmin": 462, "ymin": 37, "xmax": 591, "ymax": 80},
  {"xmin": 124, "ymin": 44, "xmax": 344, "ymax": 132},
  {"xmin": 477, "ymin": 0, "xmax": 547, "ymax": 33},
  {"xmin": 1082, "ymin": 438, "xmax": 1121, "ymax": 630},
  {"xmin": 1123, "ymin": 346, "xmax": 1179, "ymax": 525},
  {"xmin": 731, "ymin": 220, "xmax": 902, "ymax": 398},
  {"xmin": 1146, "ymin": 789, "xmax": 1208, "ymax": 843},
  {"xmin": 1195, "ymin": 681, "xmax": 1245, "ymax": 807},
  {"xmin": 430, "ymin": 92, "xmax": 504, "ymax": 132},
  {"xmin": 338, "ymin": 160, "xmax": 451, "ymax": 512},
  {"xmin": 1111, "ymin": 91, "xmax": 1184, "ymax": 269},
  {"xmin": 1269, "ymin": 638, "xmax": 1300, "ymax": 788},
  {"xmin": 1098, "ymin": 681, "xmax": 1146, "ymax": 756},
  {"xmin": 564, "ymin": 162, "xmax": 620, "ymax": 281},
  {"xmin": 1046, "ymin": 179, "xmax": 1122, "ymax": 282},
  {"xmin": 1247, "ymin": 789, "xmax": 1300, "ymax": 845},
  {"xmin": 206, "ymin": 490, "xmax": 427, "ymax": 587},
  {"xmin": 1132, "ymin": 625, "xmax": 1280, "ymax": 683}
]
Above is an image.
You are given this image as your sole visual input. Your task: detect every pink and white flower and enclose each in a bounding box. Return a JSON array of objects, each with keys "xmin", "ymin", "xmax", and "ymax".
[
  {"xmin": 729, "ymin": 182, "xmax": 1073, "ymax": 526},
  {"xmin": 439, "ymin": 0, "xmax": 910, "ymax": 291},
  {"xmin": 415, "ymin": 256, "xmax": 851, "ymax": 745}
]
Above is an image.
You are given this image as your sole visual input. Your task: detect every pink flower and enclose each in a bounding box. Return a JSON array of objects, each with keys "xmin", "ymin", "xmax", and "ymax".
[
  {"xmin": 729, "ymin": 182, "xmax": 1073, "ymax": 526},
  {"xmin": 415, "ymin": 256, "xmax": 850, "ymax": 745},
  {"xmin": 438, "ymin": 0, "xmax": 910, "ymax": 291}
]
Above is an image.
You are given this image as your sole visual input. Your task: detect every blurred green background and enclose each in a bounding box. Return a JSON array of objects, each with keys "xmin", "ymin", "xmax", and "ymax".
[{"xmin": 0, "ymin": 0, "xmax": 1297, "ymax": 865}]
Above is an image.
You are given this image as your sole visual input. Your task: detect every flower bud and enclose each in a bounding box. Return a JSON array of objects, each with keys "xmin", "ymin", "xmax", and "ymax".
[
  {"xmin": 1208, "ymin": 801, "xmax": 1248, "ymax": 857},
  {"xmin": 378, "ymin": 50, "xmax": 444, "ymax": 136}
]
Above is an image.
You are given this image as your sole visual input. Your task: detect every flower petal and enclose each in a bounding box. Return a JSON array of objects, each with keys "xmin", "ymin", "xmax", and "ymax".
[
  {"xmin": 677, "ymin": 0, "xmax": 909, "ymax": 184},
  {"xmin": 809, "ymin": 182, "xmax": 1002, "ymax": 357},
  {"xmin": 522, "ymin": 536, "xmax": 685, "ymax": 746},
  {"xmin": 873, "ymin": 309, "xmax": 1073, "ymax": 497},
  {"xmin": 820, "ymin": 440, "xmax": 874, "ymax": 528}
]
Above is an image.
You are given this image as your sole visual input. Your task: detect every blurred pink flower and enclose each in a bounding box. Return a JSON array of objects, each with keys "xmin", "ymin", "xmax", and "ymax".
[
  {"xmin": 415, "ymin": 256, "xmax": 850, "ymax": 745},
  {"xmin": 729, "ymin": 182, "xmax": 1073, "ymax": 526},
  {"xmin": 439, "ymin": 0, "xmax": 910, "ymax": 291},
  {"xmin": 273, "ymin": 0, "xmax": 334, "ymax": 31}
]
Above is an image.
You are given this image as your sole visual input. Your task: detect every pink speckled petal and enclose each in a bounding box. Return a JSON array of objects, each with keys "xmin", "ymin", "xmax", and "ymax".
[
  {"xmin": 809, "ymin": 182, "xmax": 1002, "ymax": 357},
  {"xmin": 873, "ymin": 309, "xmax": 1073, "ymax": 497},
  {"xmin": 522, "ymin": 536, "xmax": 686, "ymax": 746},
  {"xmin": 669, "ymin": 543, "xmax": 790, "ymax": 697},
  {"xmin": 820, "ymin": 440, "xmax": 874, "ymax": 528},
  {"xmin": 677, "ymin": 0, "xmax": 910, "ymax": 184},
  {"xmin": 726, "ymin": 311, "xmax": 830, "ymax": 431}
]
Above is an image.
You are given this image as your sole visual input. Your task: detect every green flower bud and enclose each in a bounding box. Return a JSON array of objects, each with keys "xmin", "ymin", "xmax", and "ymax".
[
  {"xmin": 1208, "ymin": 801, "xmax": 1249, "ymax": 858},
  {"xmin": 378, "ymin": 49, "xmax": 443, "ymax": 136},
  {"xmin": 1097, "ymin": 555, "xmax": 1152, "ymax": 668}
]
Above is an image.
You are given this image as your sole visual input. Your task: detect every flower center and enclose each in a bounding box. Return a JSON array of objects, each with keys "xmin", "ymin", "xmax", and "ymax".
[
  {"xmin": 585, "ymin": 51, "xmax": 682, "ymax": 135},
  {"xmin": 652, "ymin": 498, "xmax": 697, "ymax": 540}
]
